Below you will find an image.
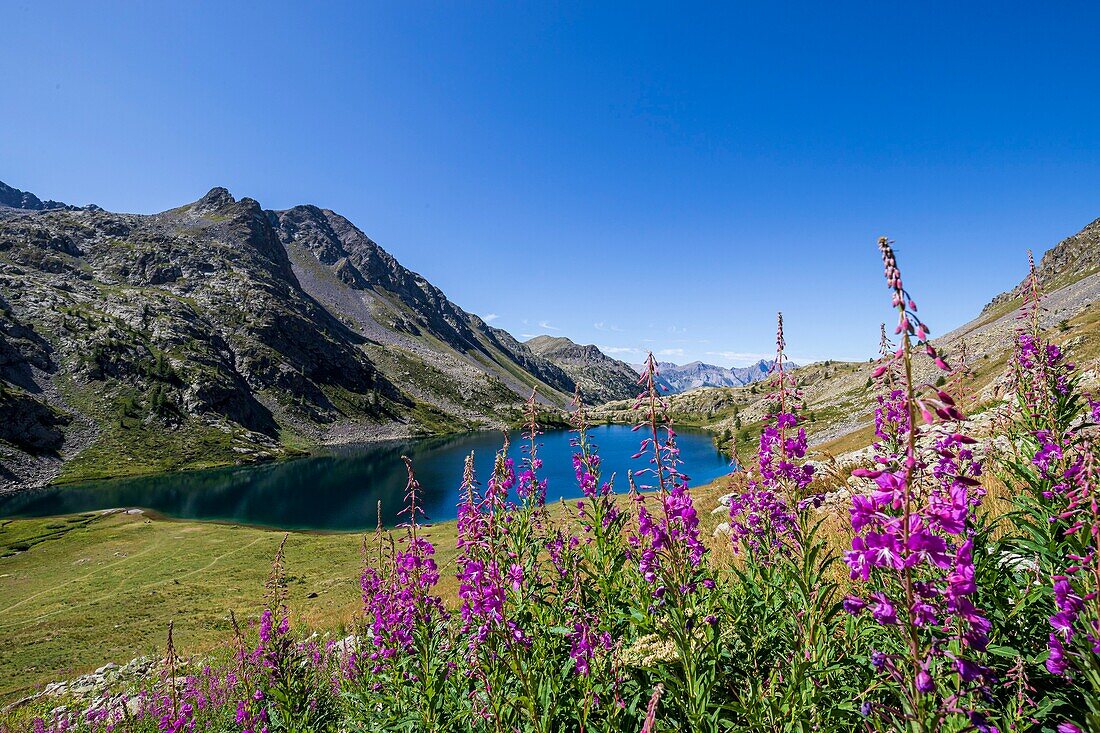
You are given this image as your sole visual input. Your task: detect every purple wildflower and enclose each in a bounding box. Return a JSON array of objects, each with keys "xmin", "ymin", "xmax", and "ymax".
[
  {"xmin": 844, "ymin": 237, "xmax": 993, "ymax": 726},
  {"xmin": 728, "ymin": 313, "xmax": 814, "ymax": 557}
]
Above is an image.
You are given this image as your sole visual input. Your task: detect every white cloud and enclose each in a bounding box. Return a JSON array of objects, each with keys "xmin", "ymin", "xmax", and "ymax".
[
  {"xmin": 704, "ymin": 350, "xmax": 832, "ymax": 367},
  {"xmin": 483, "ymin": 313, "xmax": 499, "ymax": 323},
  {"xmin": 538, "ymin": 320, "xmax": 561, "ymax": 331},
  {"xmin": 521, "ymin": 333, "xmax": 538, "ymax": 339},
  {"xmin": 594, "ymin": 322, "xmax": 623, "ymax": 332},
  {"xmin": 705, "ymin": 350, "xmax": 773, "ymax": 363},
  {"xmin": 657, "ymin": 348, "xmax": 685, "ymax": 357},
  {"xmin": 599, "ymin": 345, "xmax": 642, "ymax": 356}
]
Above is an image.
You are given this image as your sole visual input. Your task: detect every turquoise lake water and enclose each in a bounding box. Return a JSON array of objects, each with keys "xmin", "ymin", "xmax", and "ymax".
[{"xmin": 0, "ymin": 425, "xmax": 733, "ymax": 530}]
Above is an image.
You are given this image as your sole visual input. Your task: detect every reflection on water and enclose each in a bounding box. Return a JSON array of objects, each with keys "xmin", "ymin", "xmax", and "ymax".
[{"xmin": 0, "ymin": 426, "xmax": 733, "ymax": 531}]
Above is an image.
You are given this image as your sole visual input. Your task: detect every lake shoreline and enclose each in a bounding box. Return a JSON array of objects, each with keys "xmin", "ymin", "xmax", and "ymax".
[
  {"xmin": 0, "ymin": 425, "xmax": 731, "ymax": 531},
  {"xmin": 6, "ymin": 414, "xmax": 645, "ymax": 496}
]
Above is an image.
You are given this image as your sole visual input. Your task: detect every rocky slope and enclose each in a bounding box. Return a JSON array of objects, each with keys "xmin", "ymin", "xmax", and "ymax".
[
  {"xmin": 985, "ymin": 216, "xmax": 1100, "ymax": 313},
  {"xmin": 271, "ymin": 205, "xmax": 574, "ymax": 412},
  {"xmin": 525, "ymin": 335, "xmax": 638, "ymax": 404},
  {"xmin": 596, "ymin": 219, "xmax": 1100, "ymax": 459},
  {"xmin": 0, "ymin": 182, "xmax": 577, "ymax": 490}
]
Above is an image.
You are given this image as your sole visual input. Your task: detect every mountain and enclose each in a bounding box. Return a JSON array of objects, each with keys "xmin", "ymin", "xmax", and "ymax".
[
  {"xmin": 525, "ymin": 335, "xmax": 638, "ymax": 404},
  {"xmin": 984, "ymin": 215, "xmax": 1100, "ymax": 313},
  {"xmin": 634, "ymin": 359, "xmax": 793, "ymax": 394},
  {"xmin": 269, "ymin": 205, "xmax": 573, "ymax": 402},
  {"xmin": 0, "ymin": 181, "xmax": 579, "ymax": 490},
  {"xmin": 0, "ymin": 181, "xmax": 78, "ymax": 212}
]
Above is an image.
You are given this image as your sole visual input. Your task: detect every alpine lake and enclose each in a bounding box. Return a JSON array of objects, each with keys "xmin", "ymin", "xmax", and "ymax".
[{"xmin": 0, "ymin": 425, "xmax": 734, "ymax": 531}]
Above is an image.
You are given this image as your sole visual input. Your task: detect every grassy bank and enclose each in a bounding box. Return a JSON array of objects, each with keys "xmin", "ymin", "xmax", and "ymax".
[
  {"xmin": 0, "ymin": 512, "xmax": 428, "ymax": 702},
  {"xmin": 0, "ymin": 478, "xmax": 736, "ymax": 703}
]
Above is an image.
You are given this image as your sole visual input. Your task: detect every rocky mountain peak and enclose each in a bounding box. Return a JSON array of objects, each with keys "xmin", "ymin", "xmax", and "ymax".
[
  {"xmin": 525, "ymin": 335, "xmax": 637, "ymax": 404},
  {"xmin": 0, "ymin": 180, "xmax": 75, "ymax": 211},
  {"xmin": 191, "ymin": 187, "xmax": 236, "ymax": 214}
]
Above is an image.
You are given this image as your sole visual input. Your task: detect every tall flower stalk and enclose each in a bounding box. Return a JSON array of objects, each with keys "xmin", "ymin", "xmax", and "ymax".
[
  {"xmin": 627, "ymin": 354, "xmax": 718, "ymax": 731},
  {"xmin": 353, "ymin": 456, "xmax": 449, "ymax": 729},
  {"xmin": 844, "ymin": 237, "xmax": 993, "ymax": 732},
  {"xmin": 722, "ymin": 313, "xmax": 853, "ymax": 731},
  {"xmin": 726, "ymin": 313, "xmax": 812, "ymax": 557},
  {"xmin": 1001, "ymin": 254, "xmax": 1100, "ymax": 732},
  {"xmin": 452, "ymin": 394, "xmax": 566, "ymax": 733}
]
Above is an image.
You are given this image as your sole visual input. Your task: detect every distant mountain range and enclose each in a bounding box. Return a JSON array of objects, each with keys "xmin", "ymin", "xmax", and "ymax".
[{"xmin": 631, "ymin": 359, "xmax": 791, "ymax": 394}]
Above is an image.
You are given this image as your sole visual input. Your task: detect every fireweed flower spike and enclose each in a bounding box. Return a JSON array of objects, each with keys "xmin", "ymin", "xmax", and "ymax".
[
  {"xmin": 844, "ymin": 237, "xmax": 994, "ymax": 731},
  {"xmin": 569, "ymin": 388, "xmax": 625, "ymax": 590},
  {"xmin": 1031, "ymin": 429, "xmax": 1100, "ymax": 730},
  {"xmin": 453, "ymin": 413, "xmax": 560, "ymax": 731},
  {"xmin": 456, "ymin": 443, "xmax": 513, "ymax": 652},
  {"xmin": 630, "ymin": 353, "xmax": 705, "ymax": 583},
  {"xmin": 997, "ymin": 251, "xmax": 1100, "ymax": 731},
  {"xmin": 564, "ymin": 389, "xmax": 629, "ymax": 727},
  {"xmin": 231, "ymin": 534, "xmax": 343, "ymax": 732},
  {"xmin": 627, "ymin": 354, "xmax": 719, "ymax": 729},
  {"xmin": 353, "ymin": 456, "xmax": 448, "ymax": 729},
  {"xmin": 1012, "ymin": 251, "xmax": 1078, "ymax": 437},
  {"xmin": 640, "ymin": 683, "xmax": 665, "ymax": 733},
  {"xmin": 722, "ymin": 314, "xmax": 848, "ymax": 732},
  {"xmin": 727, "ymin": 312, "xmax": 812, "ymax": 557},
  {"xmin": 517, "ymin": 389, "xmax": 547, "ymax": 507}
]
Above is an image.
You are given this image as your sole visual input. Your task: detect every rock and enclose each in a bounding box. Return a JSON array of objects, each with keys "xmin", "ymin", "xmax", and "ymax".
[
  {"xmin": 0, "ymin": 181, "xmax": 75, "ymax": 212},
  {"xmin": 996, "ymin": 551, "xmax": 1038, "ymax": 574}
]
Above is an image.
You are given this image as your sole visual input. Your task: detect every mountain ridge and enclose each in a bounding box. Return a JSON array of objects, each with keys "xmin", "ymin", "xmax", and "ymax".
[
  {"xmin": 984, "ymin": 215, "xmax": 1100, "ymax": 312},
  {"xmin": 0, "ymin": 181, "xmax": 576, "ymax": 490},
  {"xmin": 0, "ymin": 181, "xmax": 80, "ymax": 212},
  {"xmin": 633, "ymin": 358, "xmax": 795, "ymax": 394},
  {"xmin": 525, "ymin": 335, "xmax": 638, "ymax": 403}
]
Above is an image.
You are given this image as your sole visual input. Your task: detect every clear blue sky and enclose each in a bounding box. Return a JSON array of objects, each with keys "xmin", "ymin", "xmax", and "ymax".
[{"xmin": 3, "ymin": 2, "xmax": 1098, "ymax": 366}]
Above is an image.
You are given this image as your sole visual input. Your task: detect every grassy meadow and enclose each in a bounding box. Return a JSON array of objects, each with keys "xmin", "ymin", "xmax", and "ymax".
[{"xmin": 0, "ymin": 478, "xmax": 737, "ymax": 703}]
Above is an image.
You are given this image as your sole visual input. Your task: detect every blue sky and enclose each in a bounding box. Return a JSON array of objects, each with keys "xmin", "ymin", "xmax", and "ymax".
[{"xmin": 3, "ymin": 2, "xmax": 1098, "ymax": 366}]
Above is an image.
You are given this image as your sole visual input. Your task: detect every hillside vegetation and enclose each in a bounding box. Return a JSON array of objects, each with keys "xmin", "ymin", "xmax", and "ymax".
[{"xmin": 591, "ymin": 221, "xmax": 1100, "ymax": 463}]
